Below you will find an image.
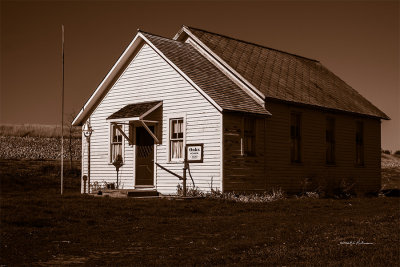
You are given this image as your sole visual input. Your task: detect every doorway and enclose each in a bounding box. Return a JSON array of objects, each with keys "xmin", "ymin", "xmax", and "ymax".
[{"xmin": 135, "ymin": 126, "xmax": 154, "ymax": 186}]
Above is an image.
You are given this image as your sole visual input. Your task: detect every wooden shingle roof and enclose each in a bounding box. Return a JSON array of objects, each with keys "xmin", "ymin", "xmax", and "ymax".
[
  {"xmin": 141, "ymin": 32, "xmax": 270, "ymax": 116},
  {"xmin": 185, "ymin": 26, "xmax": 389, "ymax": 120},
  {"xmin": 107, "ymin": 101, "xmax": 162, "ymax": 120}
]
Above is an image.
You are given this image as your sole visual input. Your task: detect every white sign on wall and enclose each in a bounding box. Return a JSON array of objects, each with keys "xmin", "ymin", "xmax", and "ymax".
[{"xmin": 186, "ymin": 144, "xmax": 204, "ymax": 163}]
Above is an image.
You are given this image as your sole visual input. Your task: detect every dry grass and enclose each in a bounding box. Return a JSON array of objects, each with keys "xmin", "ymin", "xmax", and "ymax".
[
  {"xmin": 1, "ymin": 159, "xmax": 399, "ymax": 266},
  {"xmin": 180, "ymin": 186, "xmax": 286, "ymax": 203},
  {"xmin": 381, "ymin": 153, "xmax": 400, "ymax": 190},
  {"xmin": 0, "ymin": 124, "xmax": 81, "ymax": 138}
]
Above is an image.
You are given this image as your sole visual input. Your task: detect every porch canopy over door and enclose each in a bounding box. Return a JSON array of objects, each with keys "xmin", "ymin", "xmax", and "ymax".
[{"xmin": 106, "ymin": 100, "xmax": 162, "ymax": 144}]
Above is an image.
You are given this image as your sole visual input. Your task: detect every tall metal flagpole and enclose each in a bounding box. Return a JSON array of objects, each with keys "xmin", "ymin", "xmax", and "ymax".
[{"xmin": 61, "ymin": 25, "xmax": 65, "ymax": 195}]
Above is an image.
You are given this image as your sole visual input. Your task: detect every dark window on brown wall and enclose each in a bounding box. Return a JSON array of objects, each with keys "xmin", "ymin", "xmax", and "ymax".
[
  {"xmin": 326, "ymin": 117, "xmax": 335, "ymax": 164},
  {"xmin": 290, "ymin": 113, "xmax": 301, "ymax": 163},
  {"xmin": 243, "ymin": 117, "xmax": 256, "ymax": 156},
  {"xmin": 356, "ymin": 121, "xmax": 364, "ymax": 165}
]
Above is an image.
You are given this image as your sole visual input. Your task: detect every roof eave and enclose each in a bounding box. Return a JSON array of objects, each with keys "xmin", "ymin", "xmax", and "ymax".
[
  {"xmin": 177, "ymin": 26, "xmax": 267, "ymax": 103},
  {"xmin": 73, "ymin": 30, "xmax": 227, "ymax": 126},
  {"xmin": 139, "ymin": 32, "xmax": 224, "ymax": 113},
  {"xmin": 265, "ymin": 97, "xmax": 390, "ymax": 120},
  {"xmin": 72, "ymin": 32, "xmax": 145, "ymax": 126},
  {"xmin": 222, "ymin": 109, "xmax": 272, "ymax": 117}
]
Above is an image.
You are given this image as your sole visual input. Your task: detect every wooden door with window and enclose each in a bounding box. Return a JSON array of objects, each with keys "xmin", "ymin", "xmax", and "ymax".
[{"xmin": 135, "ymin": 126, "xmax": 154, "ymax": 186}]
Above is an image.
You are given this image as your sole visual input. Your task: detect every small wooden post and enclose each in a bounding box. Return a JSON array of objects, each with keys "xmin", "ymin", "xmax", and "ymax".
[
  {"xmin": 113, "ymin": 155, "xmax": 123, "ymax": 189},
  {"xmin": 83, "ymin": 175, "xmax": 87, "ymax": 194},
  {"xmin": 116, "ymin": 169, "xmax": 119, "ymax": 189},
  {"xmin": 183, "ymin": 162, "xmax": 187, "ymax": 197},
  {"xmin": 182, "ymin": 146, "xmax": 188, "ymax": 197}
]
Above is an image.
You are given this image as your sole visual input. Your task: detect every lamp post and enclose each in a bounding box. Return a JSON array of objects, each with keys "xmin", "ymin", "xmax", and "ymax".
[{"xmin": 83, "ymin": 122, "xmax": 92, "ymax": 194}]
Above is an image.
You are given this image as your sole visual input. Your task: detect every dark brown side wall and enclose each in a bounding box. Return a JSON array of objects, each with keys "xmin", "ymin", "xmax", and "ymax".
[
  {"xmin": 223, "ymin": 113, "xmax": 266, "ymax": 192},
  {"xmin": 223, "ymin": 102, "xmax": 381, "ymax": 194}
]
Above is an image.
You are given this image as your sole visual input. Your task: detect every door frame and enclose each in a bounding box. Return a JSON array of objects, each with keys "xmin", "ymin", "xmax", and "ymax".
[{"xmin": 133, "ymin": 123, "xmax": 157, "ymax": 188}]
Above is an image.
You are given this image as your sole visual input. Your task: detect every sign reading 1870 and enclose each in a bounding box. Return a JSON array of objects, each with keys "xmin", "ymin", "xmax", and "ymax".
[{"xmin": 186, "ymin": 144, "xmax": 204, "ymax": 163}]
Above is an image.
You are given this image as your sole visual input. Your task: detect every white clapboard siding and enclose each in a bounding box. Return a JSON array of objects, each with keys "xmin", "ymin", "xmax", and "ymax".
[{"xmin": 82, "ymin": 44, "xmax": 222, "ymax": 194}]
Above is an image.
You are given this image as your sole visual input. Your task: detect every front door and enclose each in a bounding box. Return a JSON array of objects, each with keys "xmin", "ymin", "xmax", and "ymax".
[{"xmin": 135, "ymin": 126, "xmax": 154, "ymax": 186}]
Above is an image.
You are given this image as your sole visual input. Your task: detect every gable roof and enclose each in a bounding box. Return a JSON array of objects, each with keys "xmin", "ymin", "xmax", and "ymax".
[
  {"xmin": 179, "ymin": 26, "xmax": 389, "ymax": 120},
  {"xmin": 140, "ymin": 32, "xmax": 269, "ymax": 116},
  {"xmin": 72, "ymin": 31, "xmax": 270, "ymax": 125},
  {"xmin": 107, "ymin": 101, "xmax": 162, "ymax": 120}
]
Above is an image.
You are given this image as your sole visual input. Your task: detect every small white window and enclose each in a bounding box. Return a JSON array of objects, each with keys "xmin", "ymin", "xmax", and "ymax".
[
  {"xmin": 170, "ymin": 118, "xmax": 184, "ymax": 161},
  {"xmin": 110, "ymin": 124, "xmax": 123, "ymax": 163}
]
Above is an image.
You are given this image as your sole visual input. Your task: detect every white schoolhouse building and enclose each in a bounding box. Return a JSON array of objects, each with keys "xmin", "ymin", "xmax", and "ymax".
[{"xmin": 73, "ymin": 26, "xmax": 388, "ymax": 195}]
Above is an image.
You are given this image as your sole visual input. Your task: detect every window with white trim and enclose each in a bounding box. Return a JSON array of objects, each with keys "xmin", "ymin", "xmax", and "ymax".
[
  {"xmin": 170, "ymin": 118, "xmax": 184, "ymax": 161},
  {"xmin": 110, "ymin": 124, "xmax": 123, "ymax": 163}
]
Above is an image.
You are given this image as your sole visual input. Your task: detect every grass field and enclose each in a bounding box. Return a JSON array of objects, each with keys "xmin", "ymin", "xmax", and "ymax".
[
  {"xmin": 381, "ymin": 153, "xmax": 400, "ymax": 190},
  {"xmin": 0, "ymin": 124, "xmax": 81, "ymax": 138},
  {"xmin": 0, "ymin": 159, "xmax": 399, "ymax": 266}
]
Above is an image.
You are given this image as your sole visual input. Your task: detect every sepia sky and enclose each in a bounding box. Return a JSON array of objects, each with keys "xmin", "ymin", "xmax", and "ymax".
[{"xmin": 1, "ymin": 0, "xmax": 399, "ymax": 150}]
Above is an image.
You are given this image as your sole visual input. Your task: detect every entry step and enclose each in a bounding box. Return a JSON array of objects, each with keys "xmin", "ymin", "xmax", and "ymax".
[{"xmin": 127, "ymin": 190, "xmax": 159, "ymax": 197}]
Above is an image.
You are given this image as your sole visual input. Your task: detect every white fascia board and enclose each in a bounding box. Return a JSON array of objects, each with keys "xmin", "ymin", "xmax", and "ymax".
[
  {"xmin": 186, "ymin": 38, "xmax": 265, "ymax": 108},
  {"xmin": 72, "ymin": 109, "xmax": 84, "ymax": 126},
  {"xmin": 108, "ymin": 119, "xmax": 159, "ymax": 124},
  {"xmin": 107, "ymin": 117, "xmax": 140, "ymax": 122},
  {"xmin": 180, "ymin": 27, "xmax": 266, "ymax": 103},
  {"xmin": 138, "ymin": 33, "xmax": 223, "ymax": 113},
  {"xmin": 172, "ymin": 26, "xmax": 185, "ymax": 41},
  {"xmin": 72, "ymin": 34, "xmax": 144, "ymax": 126}
]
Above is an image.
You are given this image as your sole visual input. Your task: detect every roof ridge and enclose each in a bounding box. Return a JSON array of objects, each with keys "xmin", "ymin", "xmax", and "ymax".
[
  {"xmin": 138, "ymin": 30, "xmax": 177, "ymax": 42},
  {"xmin": 185, "ymin": 26, "xmax": 319, "ymax": 63}
]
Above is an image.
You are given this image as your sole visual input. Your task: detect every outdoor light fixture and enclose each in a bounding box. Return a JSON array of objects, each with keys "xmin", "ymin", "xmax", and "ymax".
[
  {"xmin": 83, "ymin": 122, "xmax": 93, "ymax": 139},
  {"xmin": 82, "ymin": 121, "xmax": 92, "ymax": 194}
]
